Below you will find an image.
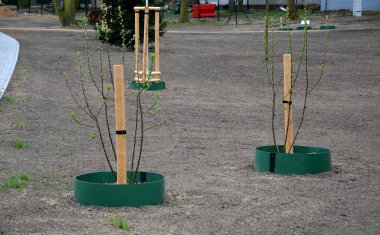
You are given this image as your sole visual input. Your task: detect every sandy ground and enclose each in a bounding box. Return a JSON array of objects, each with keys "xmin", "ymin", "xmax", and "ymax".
[{"xmin": 0, "ymin": 15, "xmax": 380, "ymax": 234}]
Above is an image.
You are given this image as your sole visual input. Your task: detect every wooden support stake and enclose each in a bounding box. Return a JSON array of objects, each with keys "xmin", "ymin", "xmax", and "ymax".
[
  {"xmin": 142, "ymin": 7, "xmax": 149, "ymax": 82},
  {"xmin": 155, "ymin": 10, "xmax": 160, "ymax": 82},
  {"xmin": 325, "ymin": 15, "xmax": 329, "ymax": 25},
  {"xmin": 280, "ymin": 16, "xmax": 283, "ymax": 27},
  {"xmin": 135, "ymin": 11, "xmax": 140, "ymax": 81},
  {"xmin": 283, "ymin": 54, "xmax": 293, "ymax": 154},
  {"xmin": 114, "ymin": 65, "xmax": 127, "ymax": 184}
]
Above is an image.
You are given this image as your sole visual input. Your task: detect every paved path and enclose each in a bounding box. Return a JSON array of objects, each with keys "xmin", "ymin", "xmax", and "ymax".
[{"xmin": 0, "ymin": 32, "xmax": 19, "ymax": 99}]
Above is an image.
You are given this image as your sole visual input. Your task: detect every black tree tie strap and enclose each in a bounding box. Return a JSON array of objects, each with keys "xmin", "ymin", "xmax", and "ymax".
[
  {"xmin": 116, "ymin": 130, "xmax": 126, "ymax": 135},
  {"xmin": 140, "ymin": 172, "xmax": 147, "ymax": 183},
  {"xmin": 283, "ymin": 100, "xmax": 292, "ymax": 105},
  {"xmin": 269, "ymin": 153, "xmax": 276, "ymax": 173}
]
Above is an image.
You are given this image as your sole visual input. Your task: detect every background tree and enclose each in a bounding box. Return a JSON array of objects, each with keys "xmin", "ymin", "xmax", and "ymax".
[
  {"xmin": 52, "ymin": 0, "xmax": 79, "ymax": 26},
  {"xmin": 100, "ymin": 0, "xmax": 166, "ymax": 49},
  {"xmin": 287, "ymin": 0, "xmax": 298, "ymax": 20},
  {"xmin": 179, "ymin": 0, "xmax": 188, "ymax": 23}
]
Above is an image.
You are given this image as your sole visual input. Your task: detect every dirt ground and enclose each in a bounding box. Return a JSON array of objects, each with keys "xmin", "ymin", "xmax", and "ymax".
[
  {"xmin": 0, "ymin": 7, "xmax": 17, "ymax": 17},
  {"xmin": 0, "ymin": 15, "xmax": 379, "ymax": 234}
]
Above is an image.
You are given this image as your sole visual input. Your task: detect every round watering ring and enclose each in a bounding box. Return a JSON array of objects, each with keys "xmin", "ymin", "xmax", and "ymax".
[
  {"xmin": 128, "ymin": 80, "xmax": 165, "ymax": 91},
  {"xmin": 254, "ymin": 145, "xmax": 331, "ymax": 175},
  {"xmin": 74, "ymin": 171, "xmax": 165, "ymax": 207},
  {"xmin": 296, "ymin": 26, "xmax": 312, "ymax": 30},
  {"xmin": 320, "ymin": 25, "xmax": 336, "ymax": 30}
]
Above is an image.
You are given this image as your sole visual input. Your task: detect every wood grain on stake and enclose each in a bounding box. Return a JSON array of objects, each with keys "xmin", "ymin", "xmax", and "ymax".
[
  {"xmin": 283, "ymin": 54, "xmax": 293, "ymax": 154},
  {"xmin": 134, "ymin": 10, "xmax": 140, "ymax": 81},
  {"xmin": 142, "ymin": 7, "xmax": 149, "ymax": 82},
  {"xmin": 155, "ymin": 10, "xmax": 160, "ymax": 82},
  {"xmin": 114, "ymin": 65, "xmax": 127, "ymax": 184}
]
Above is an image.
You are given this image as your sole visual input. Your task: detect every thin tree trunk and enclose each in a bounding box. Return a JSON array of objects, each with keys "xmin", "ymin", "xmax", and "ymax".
[
  {"xmin": 179, "ymin": 0, "xmax": 188, "ymax": 23},
  {"xmin": 52, "ymin": 0, "xmax": 78, "ymax": 26},
  {"xmin": 287, "ymin": 0, "xmax": 298, "ymax": 20},
  {"xmin": 52, "ymin": 0, "xmax": 66, "ymax": 25}
]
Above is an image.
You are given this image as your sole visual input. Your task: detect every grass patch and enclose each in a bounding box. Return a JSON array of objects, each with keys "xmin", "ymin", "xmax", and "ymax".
[
  {"xmin": 2, "ymin": 96, "xmax": 16, "ymax": 104},
  {"xmin": 165, "ymin": 199, "xmax": 179, "ymax": 206},
  {"xmin": 53, "ymin": 182, "xmax": 66, "ymax": 197},
  {"xmin": 34, "ymin": 183, "xmax": 44, "ymax": 190},
  {"xmin": 11, "ymin": 119, "xmax": 33, "ymax": 128},
  {"xmin": 11, "ymin": 119, "xmax": 25, "ymax": 128},
  {"xmin": 109, "ymin": 216, "xmax": 131, "ymax": 232},
  {"xmin": 0, "ymin": 174, "xmax": 30, "ymax": 192},
  {"xmin": 11, "ymin": 139, "xmax": 27, "ymax": 149}
]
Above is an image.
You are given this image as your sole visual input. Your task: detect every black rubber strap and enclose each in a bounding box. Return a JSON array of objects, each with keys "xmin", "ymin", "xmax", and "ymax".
[
  {"xmin": 283, "ymin": 100, "xmax": 292, "ymax": 105},
  {"xmin": 116, "ymin": 130, "xmax": 126, "ymax": 135},
  {"xmin": 269, "ymin": 153, "xmax": 276, "ymax": 173},
  {"xmin": 140, "ymin": 172, "xmax": 147, "ymax": 183}
]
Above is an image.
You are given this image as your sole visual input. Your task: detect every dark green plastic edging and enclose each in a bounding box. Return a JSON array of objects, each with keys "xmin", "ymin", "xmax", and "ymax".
[
  {"xmin": 296, "ymin": 26, "xmax": 312, "ymax": 30},
  {"xmin": 254, "ymin": 145, "xmax": 331, "ymax": 175},
  {"xmin": 279, "ymin": 27, "xmax": 293, "ymax": 31},
  {"xmin": 74, "ymin": 171, "xmax": 165, "ymax": 207},
  {"xmin": 320, "ymin": 25, "xmax": 336, "ymax": 30},
  {"xmin": 128, "ymin": 80, "xmax": 165, "ymax": 91}
]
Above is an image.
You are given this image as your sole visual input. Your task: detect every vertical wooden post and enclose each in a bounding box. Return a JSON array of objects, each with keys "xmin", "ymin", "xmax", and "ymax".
[
  {"xmin": 325, "ymin": 15, "xmax": 329, "ymax": 25},
  {"xmin": 283, "ymin": 54, "xmax": 293, "ymax": 154},
  {"xmin": 280, "ymin": 16, "xmax": 283, "ymax": 27},
  {"xmin": 114, "ymin": 65, "xmax": 127, "ymax": 184},
  {"xmin": 135, "ymin": 10, "xmax": 140, "ymax": 81},
  {"xmin": 155, "ymin": 10, "xmax": 160, "ymax": 82},
  {"xmin": 142, "ymin": 7, "xmax": 149, "ymax": 82}
]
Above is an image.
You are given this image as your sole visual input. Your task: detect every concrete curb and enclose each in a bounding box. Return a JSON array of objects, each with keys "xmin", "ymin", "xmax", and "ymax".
[{"xmin": 0, "ymin": 32, "xmax": 19, "ymax": 99}]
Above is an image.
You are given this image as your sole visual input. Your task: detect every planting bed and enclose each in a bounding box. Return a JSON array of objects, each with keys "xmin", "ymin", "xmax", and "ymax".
[{"xmin": 0, "ymin": 15, "xmax": 379, "ymax": 234}]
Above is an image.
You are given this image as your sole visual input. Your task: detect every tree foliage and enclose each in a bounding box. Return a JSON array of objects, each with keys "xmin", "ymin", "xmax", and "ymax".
[{"xmin": 99, "ymin": 0, "xmax": 166, "ymax": 49}]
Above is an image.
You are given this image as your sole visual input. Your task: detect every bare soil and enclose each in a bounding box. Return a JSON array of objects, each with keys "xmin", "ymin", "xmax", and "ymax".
[
  {"xmin": 0, "ymin": 7, "xmax": 17, "ymax": 17},
  {"xmin": 0, "ymin": 15, "xmax": 379, "ymax": 234}
]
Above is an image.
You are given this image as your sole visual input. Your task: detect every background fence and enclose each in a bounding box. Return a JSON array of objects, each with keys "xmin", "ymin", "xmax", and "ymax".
[{"xmin": 1, "ymin": 0, "xmax": 379, "ymax": 20}]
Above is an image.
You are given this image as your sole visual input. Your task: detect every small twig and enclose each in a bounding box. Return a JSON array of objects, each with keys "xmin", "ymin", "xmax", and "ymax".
[
  {"xmin": 290, "ymin": 26, "xmax": 309, "ymax": 150},
  {"xmin": 95, "ymin": 119, "xmax": 116, "ymax": 179},
  {"xmin": 130, "ymin": 91, "xmax": 140, "ymax": 183},
  {"xmin": 132, "ymin": 92, "xmax": 144, "ymax": 184},
  {"xmin": 307, "ymin": 31, "xmax": 329, "ymax": 95},
  {"xmin": 84, "ymin": 25, "xmax": 102, "ymax": 94}
]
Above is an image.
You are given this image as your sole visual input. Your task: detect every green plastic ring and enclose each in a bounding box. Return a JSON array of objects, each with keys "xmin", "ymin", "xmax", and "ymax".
[
  {"xmin": 128, "ymin": 80, "xmax": 165, "ymax": 91},
  {"xmin": 320, "ymin": 25, "xmax": 336, "ymax": 30},
  {"xmin": 296, "ymin": 26, "xmax": 312, "ymax": 30},
  {"xmin": 74, "ymin": 171, "xmax": 165, "ymax": 207},
  {"xmin": 254, "ymin": 145, "xmax": 331, "ymax": 175}
]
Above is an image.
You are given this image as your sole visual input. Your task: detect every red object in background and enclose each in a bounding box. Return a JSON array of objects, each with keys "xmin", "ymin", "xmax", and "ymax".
[{"xmin": 192, "ymin": 4, "xmax": 217, "ymax": 18}]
